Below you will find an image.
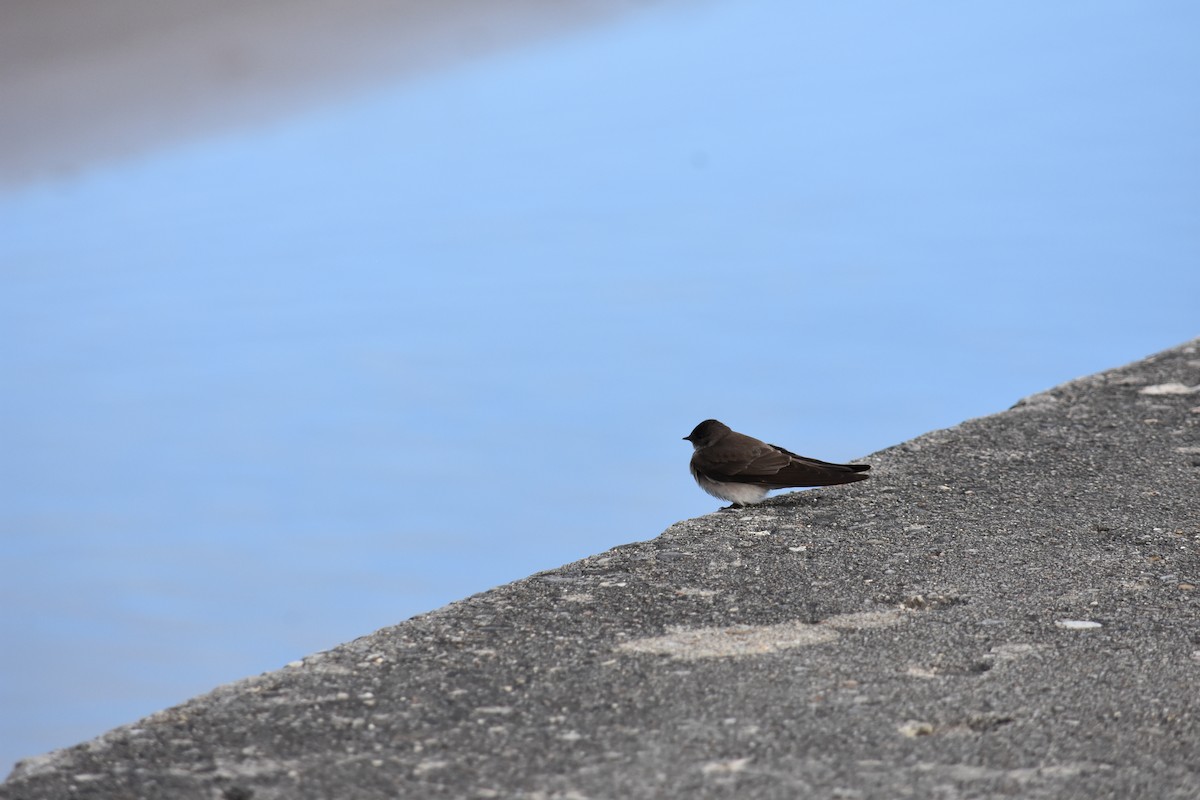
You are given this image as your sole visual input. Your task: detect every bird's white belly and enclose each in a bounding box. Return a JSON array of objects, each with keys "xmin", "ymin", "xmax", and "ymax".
[{"xmin": 693, "ymin": 471, "xmax": 770, "ymax": 505}]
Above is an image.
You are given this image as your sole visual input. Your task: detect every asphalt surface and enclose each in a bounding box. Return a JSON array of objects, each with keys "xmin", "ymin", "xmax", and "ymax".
[{"xmin": 5, "ymin": 339, "xmax": 1198, "ymax": 799}]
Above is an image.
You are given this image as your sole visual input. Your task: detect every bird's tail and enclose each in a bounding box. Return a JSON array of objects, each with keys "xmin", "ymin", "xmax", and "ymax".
[
  {"xmin": 809, "ymin": 461, "xmax": 870, "ymax": 486},
  {"xmin": 776, "ymin": 450, "xmax": 871, "ymax": 486}
]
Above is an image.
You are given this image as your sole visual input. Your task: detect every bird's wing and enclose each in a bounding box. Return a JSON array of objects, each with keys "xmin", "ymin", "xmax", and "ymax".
[
  {"xmin": 770, "ymin": 443, "xmax": 872, "ymax": 472},
  {"xmin": 692, "ymin": 437, "xmax": 791, "ymax": 484},
  {"xmin": 697, "ymin": 437, "xmax": 869, "ymax": 488},
  {"xmin": 764, "ymin": 453, "xmax": 870, "ymax": 487}
]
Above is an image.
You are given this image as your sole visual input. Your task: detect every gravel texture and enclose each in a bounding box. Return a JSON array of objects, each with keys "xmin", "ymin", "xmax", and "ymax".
[{"xmin": 5, "ymin": 339, "xmax": 1199, "ymax": 800}]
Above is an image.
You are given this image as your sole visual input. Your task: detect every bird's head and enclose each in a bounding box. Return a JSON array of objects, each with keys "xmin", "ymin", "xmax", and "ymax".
[{"xmin": 683, "ymin": 419, "xmax": 731, "ymax": 448}]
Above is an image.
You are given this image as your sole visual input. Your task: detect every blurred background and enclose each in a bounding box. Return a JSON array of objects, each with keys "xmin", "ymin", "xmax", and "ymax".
[{"xmin": 2, "ymin": 0, "xmax": 1198, "ymax": 775}]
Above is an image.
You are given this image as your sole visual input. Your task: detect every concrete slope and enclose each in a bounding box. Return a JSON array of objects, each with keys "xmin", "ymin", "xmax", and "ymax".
[{"xmin": 4, "ymin": 339, "xmax": 1199, "ymax": 799}]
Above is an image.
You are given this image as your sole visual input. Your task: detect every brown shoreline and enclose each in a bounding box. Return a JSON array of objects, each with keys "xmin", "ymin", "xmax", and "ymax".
[{"xmin": 0, "ymin": 0, "xmax": 682, "ymax": 186}]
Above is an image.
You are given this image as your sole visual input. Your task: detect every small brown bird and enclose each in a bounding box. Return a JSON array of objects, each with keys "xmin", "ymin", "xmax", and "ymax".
[{"xmin": 684, "ymin": 419, "xmax": 870, "ymax": 507}]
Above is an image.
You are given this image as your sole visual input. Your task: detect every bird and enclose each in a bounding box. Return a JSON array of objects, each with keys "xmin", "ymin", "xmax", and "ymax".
[{"xmin": 683, "ymin": 419, "xmax": 870, "ymax": 508}]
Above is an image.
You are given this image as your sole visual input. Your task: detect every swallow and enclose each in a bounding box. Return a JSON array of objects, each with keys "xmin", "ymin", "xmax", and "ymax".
[{"xmin": 684, "ymin": 419, "xmax": 870, "ymax": 507}]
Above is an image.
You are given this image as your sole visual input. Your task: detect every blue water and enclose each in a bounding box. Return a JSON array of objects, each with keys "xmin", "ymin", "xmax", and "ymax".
[{"xmin": 2, "ymin": 0, "xmax": 1198, "ymax": 774}]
